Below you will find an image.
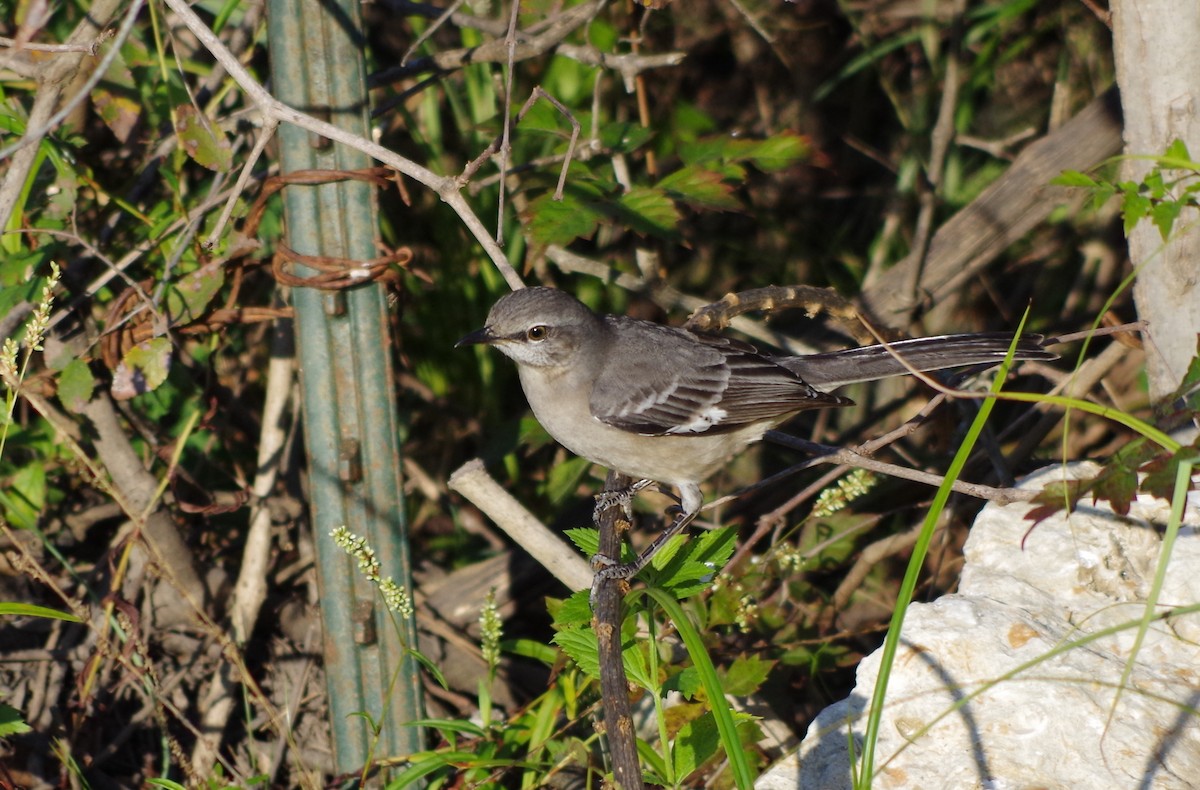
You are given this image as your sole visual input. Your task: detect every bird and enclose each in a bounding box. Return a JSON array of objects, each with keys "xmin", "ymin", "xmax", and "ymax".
[{"xmin": 458, "ymin": 286, "xmax": 1055, "ymax": 584}]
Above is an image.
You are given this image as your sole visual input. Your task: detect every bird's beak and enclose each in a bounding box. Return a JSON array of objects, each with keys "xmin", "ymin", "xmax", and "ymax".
[{"xmin": 456, "ymin": 326, "xmax": 495, "ymax": 347}]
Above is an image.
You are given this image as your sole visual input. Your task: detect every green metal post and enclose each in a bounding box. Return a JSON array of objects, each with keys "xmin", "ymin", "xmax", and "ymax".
[{"xmin": 265, "ymin": 0, "xmax": 424, "ymax": 773}]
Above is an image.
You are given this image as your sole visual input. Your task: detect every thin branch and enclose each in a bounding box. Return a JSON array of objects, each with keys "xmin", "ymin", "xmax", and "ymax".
[
  {"xmin": 401, "ymin": 0, "xmax": 467, "ymax": 65},
  {"xmin": 0, "ymin": 0, "xmax": 144, "ymax": 164},
  {"xmin": 159, "ymin": 0, "xmax": 524, "ymax": 290}
]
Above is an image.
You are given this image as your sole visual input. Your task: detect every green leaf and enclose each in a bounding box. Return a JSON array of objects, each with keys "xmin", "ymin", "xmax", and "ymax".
[
  {"xmin": 175, "ymin": 104, "xmax": 233, "ymax": 172},
  {"xmin": 1121, "ymin": 190, "xmax": 1152, "ymax": 235},
  {"xmin": 56, "ymin": 358, "xmax": 95, "ymax": 414},
  {"xmin": 165, "ymin": 264, "xmax": 225, "ymax": 324},
  {"xmin": 92, "ymin": 50, "xmax": 141, "ymax": 144},
  {"xmin": 1143, "ymin": 169, "xmax": 1166, "ymax": 199},
  {"xmin": 563, "ymin": 527, "xmax": 599, "ymax": 557},
  {"xmin": 656, "ymin": 166, "xmax": 740, "ymax": 211},
  {"xmin": 1163, "ymin": 138, "xmax": 1193, "ymax": 166},
  {"xmin": 672, "ymin": 711, "xmax": 720, "ymax": 782},
  {"xmin": 525, "ymin": 191, "xmax": 603, "ymax": 246},
  {"xmin": 738, "ymin": 132, "xmax": 811, "ymax": 172},
  {"xmin": 0, "ymin": 602, "xmax": 82, "ymax": 622},
  {"xmin": 1051, "ymin": 170, "xmax": 1099, "ymax": 188},
  {"xmin": 552, "ymin": 588, "xmax": 594, "ymax": 629},
  {"xmin": 1151, "ymin": 200, "xmax": 1182, "ymax": 240},
  {"xmin": 599, "ymin": 121, "xmax": 654, "ymax": 153},
  {"xmin": 664, "ymin": 666, "xmax": 703, "ymax": 699},
  {"xmin": 616, "ymin": 186, "xmax": 680, "ymax": 237},
  {"xmin": 0, "ymin": 703, "xmax": 31, "ymax": 738},
  {"xmin": 722, "ymin": 654, "xmax": 774, "ymax": 696},
  {"xmin": 545, "ymin": 455, "xmax": 593, "ymax": 505},
  {"xmin": 552, "ymin": 626, "xmax": 600, "ymax": 676},
  {"xmin": 113, "ymin": 336, "xmax": 173, "ymax": 400},
  {"xmin": 0, "ymin": 463, "xmax": 46, "ymax": 529}
]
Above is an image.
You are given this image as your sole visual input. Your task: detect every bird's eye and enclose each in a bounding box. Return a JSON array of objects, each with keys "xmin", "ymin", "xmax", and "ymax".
[{"xmin": 526, "ymin": 325, "xmax": 548, "ymax": 341}]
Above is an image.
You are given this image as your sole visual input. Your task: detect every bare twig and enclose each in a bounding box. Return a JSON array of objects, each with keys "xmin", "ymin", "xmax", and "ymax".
[
  {"xmin": 159, "ymin": 0, "xmax": 525, "ymax": 290},
  {"xmin": 401, "ymin": 0, "xmax": 467, "ymax": 65},
  {"xmin": 370, "ymin": 0, "xmax": 606, "ymax": 86},
  {"xmin": 901, "ymin": 0, "xmax": 965, "ymax": 310}
]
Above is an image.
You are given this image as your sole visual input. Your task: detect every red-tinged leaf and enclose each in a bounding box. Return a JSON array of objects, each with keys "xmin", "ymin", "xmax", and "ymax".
[
  {"xmin": 657, "ymin": 166, "xmax": 740, "ymax": 210},
  {"xmin": 1140, "ymin": 452, "xmax": 1193, "ymax": 504},
  {"xmin": 1024, "ymin": 478, "xmax": 1089, "ymax": 529},
  {"xmin": 1091, "ymin": 464, "xmax": 1137, "ymax": 516},
  {"xmin": 175, "ymin": 105, "xmax": 233, "ymax": 172}
]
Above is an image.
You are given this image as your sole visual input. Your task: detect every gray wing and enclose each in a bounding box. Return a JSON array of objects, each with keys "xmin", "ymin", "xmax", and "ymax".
[{"xmin": 590, "ymin": 317, "xmax": 849, "ymax": 436}]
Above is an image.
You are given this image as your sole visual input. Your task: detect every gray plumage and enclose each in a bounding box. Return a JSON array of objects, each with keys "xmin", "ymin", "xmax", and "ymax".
[{"xmin": 459, "ymin": 286, "xmax": 1054, "ymax": 527}]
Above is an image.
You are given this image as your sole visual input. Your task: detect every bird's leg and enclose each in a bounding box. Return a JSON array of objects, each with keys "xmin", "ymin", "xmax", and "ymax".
[
  {"xmin": 590, "ymin": 509, "xmax": 698, "ymax": 608},
  {"xmin": 592, "ymin": 478, "xmax": 656, "ymax": 520},
  {"xmin": 593, "ymin": 506, "xmax": 698, "ymax": 583}
]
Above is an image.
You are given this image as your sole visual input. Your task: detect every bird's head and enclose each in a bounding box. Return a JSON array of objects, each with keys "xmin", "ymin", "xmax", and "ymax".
[{"xmin": 457, "ymin": 287, "xmax": 603, "ymax": 369}]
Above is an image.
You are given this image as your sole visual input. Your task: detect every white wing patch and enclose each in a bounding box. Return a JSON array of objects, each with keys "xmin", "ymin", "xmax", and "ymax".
[{"xmin": 666, "ymin": 405, "xmax": 729, "ymax": 434}]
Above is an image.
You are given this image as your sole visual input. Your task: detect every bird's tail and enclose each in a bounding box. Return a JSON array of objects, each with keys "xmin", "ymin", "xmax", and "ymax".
[{"xmin": 775, "ymin": 333, "xmax": 1057, "ymax": 390}]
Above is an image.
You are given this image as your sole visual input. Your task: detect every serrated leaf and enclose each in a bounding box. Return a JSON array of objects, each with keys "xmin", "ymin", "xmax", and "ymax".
[
  {"xmin": 552, "ymin": 627, "xmax": 601, "ymax": 676},
  {"xmin": 679, "ymin": 137, "xmax": 730, "ymax": 165},
  {"xmin": 657, "ymin": 166, "xmax": 740, "ymax": 210},
  {"xmin": 1091, "ymin": 465, "xmax": 1138, "ymax": 516},
  {"xmin": 1122, "ymin": 190, "xmax": 1152, "ymax": 235},
  {"xmin": 1164, "ymin": 138, "xmax": 1193, "ymax": 166},
  {"xmin": 650, "ymin": 526, "xmax": 737, "ymax": 598},
  {"xmin": 1143, "ymin": 169, "xmax": 1166, "ymax": 199},
  {"xmin": 739, "ymin": 132, "xmax": 811, "ymax": 171},
  {"xmin": 1140, "ymin": 452, "xmax": 1189, "ymax": 504},
  {"xmin": 563, "ymin": 527, "xmax": 600, "ymax": 557},
  {"xmin": 664, "ymin": 666, "xmax": 703, "ymax": 698},
  {"xmin": 175, "ymin": 105, "xmax": 232, "ymax": 172},
  {"xmin": 165, "ymin": 264, "xmax": 224, "ymax": 324},
  {"xmin": 1024, "ymin": 478, "xmax": 1089, "ymax": 526},
  {"xmin": 723, "ymin": 654, "xmax": 774, "ymax": 696},
  {"xmin": 56, "ymin": 357, "xmax": 95, "ymax": 413},
  {"xmin": 1151, "ymin": 200, "xmax": 1182, "ymax": 240},
  {"xmin": 552, "ymin": 589, "xmax": 594, "ymax": 629},
  {"xmin": 615, "ymin": 186, "xmax": 680, "ymax": 237},
  {"xmin": 1051, "ymin": 170, "xmax": 1099, "ymax": 188},
  {"xmin": 525, "ymin": 191, "xmax": 603, "ymax": 246}
]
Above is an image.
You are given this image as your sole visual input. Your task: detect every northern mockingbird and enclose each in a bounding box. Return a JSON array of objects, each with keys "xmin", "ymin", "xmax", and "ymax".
[{"xmin": 458, "ymin": 286, "xmax": 1055, "ymax": 583}]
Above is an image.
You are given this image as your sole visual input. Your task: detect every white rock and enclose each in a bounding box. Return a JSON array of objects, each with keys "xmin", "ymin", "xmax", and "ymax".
[{"xmin": 761, "ymin": 463, "xmax": 1200, "ymax": 789}]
